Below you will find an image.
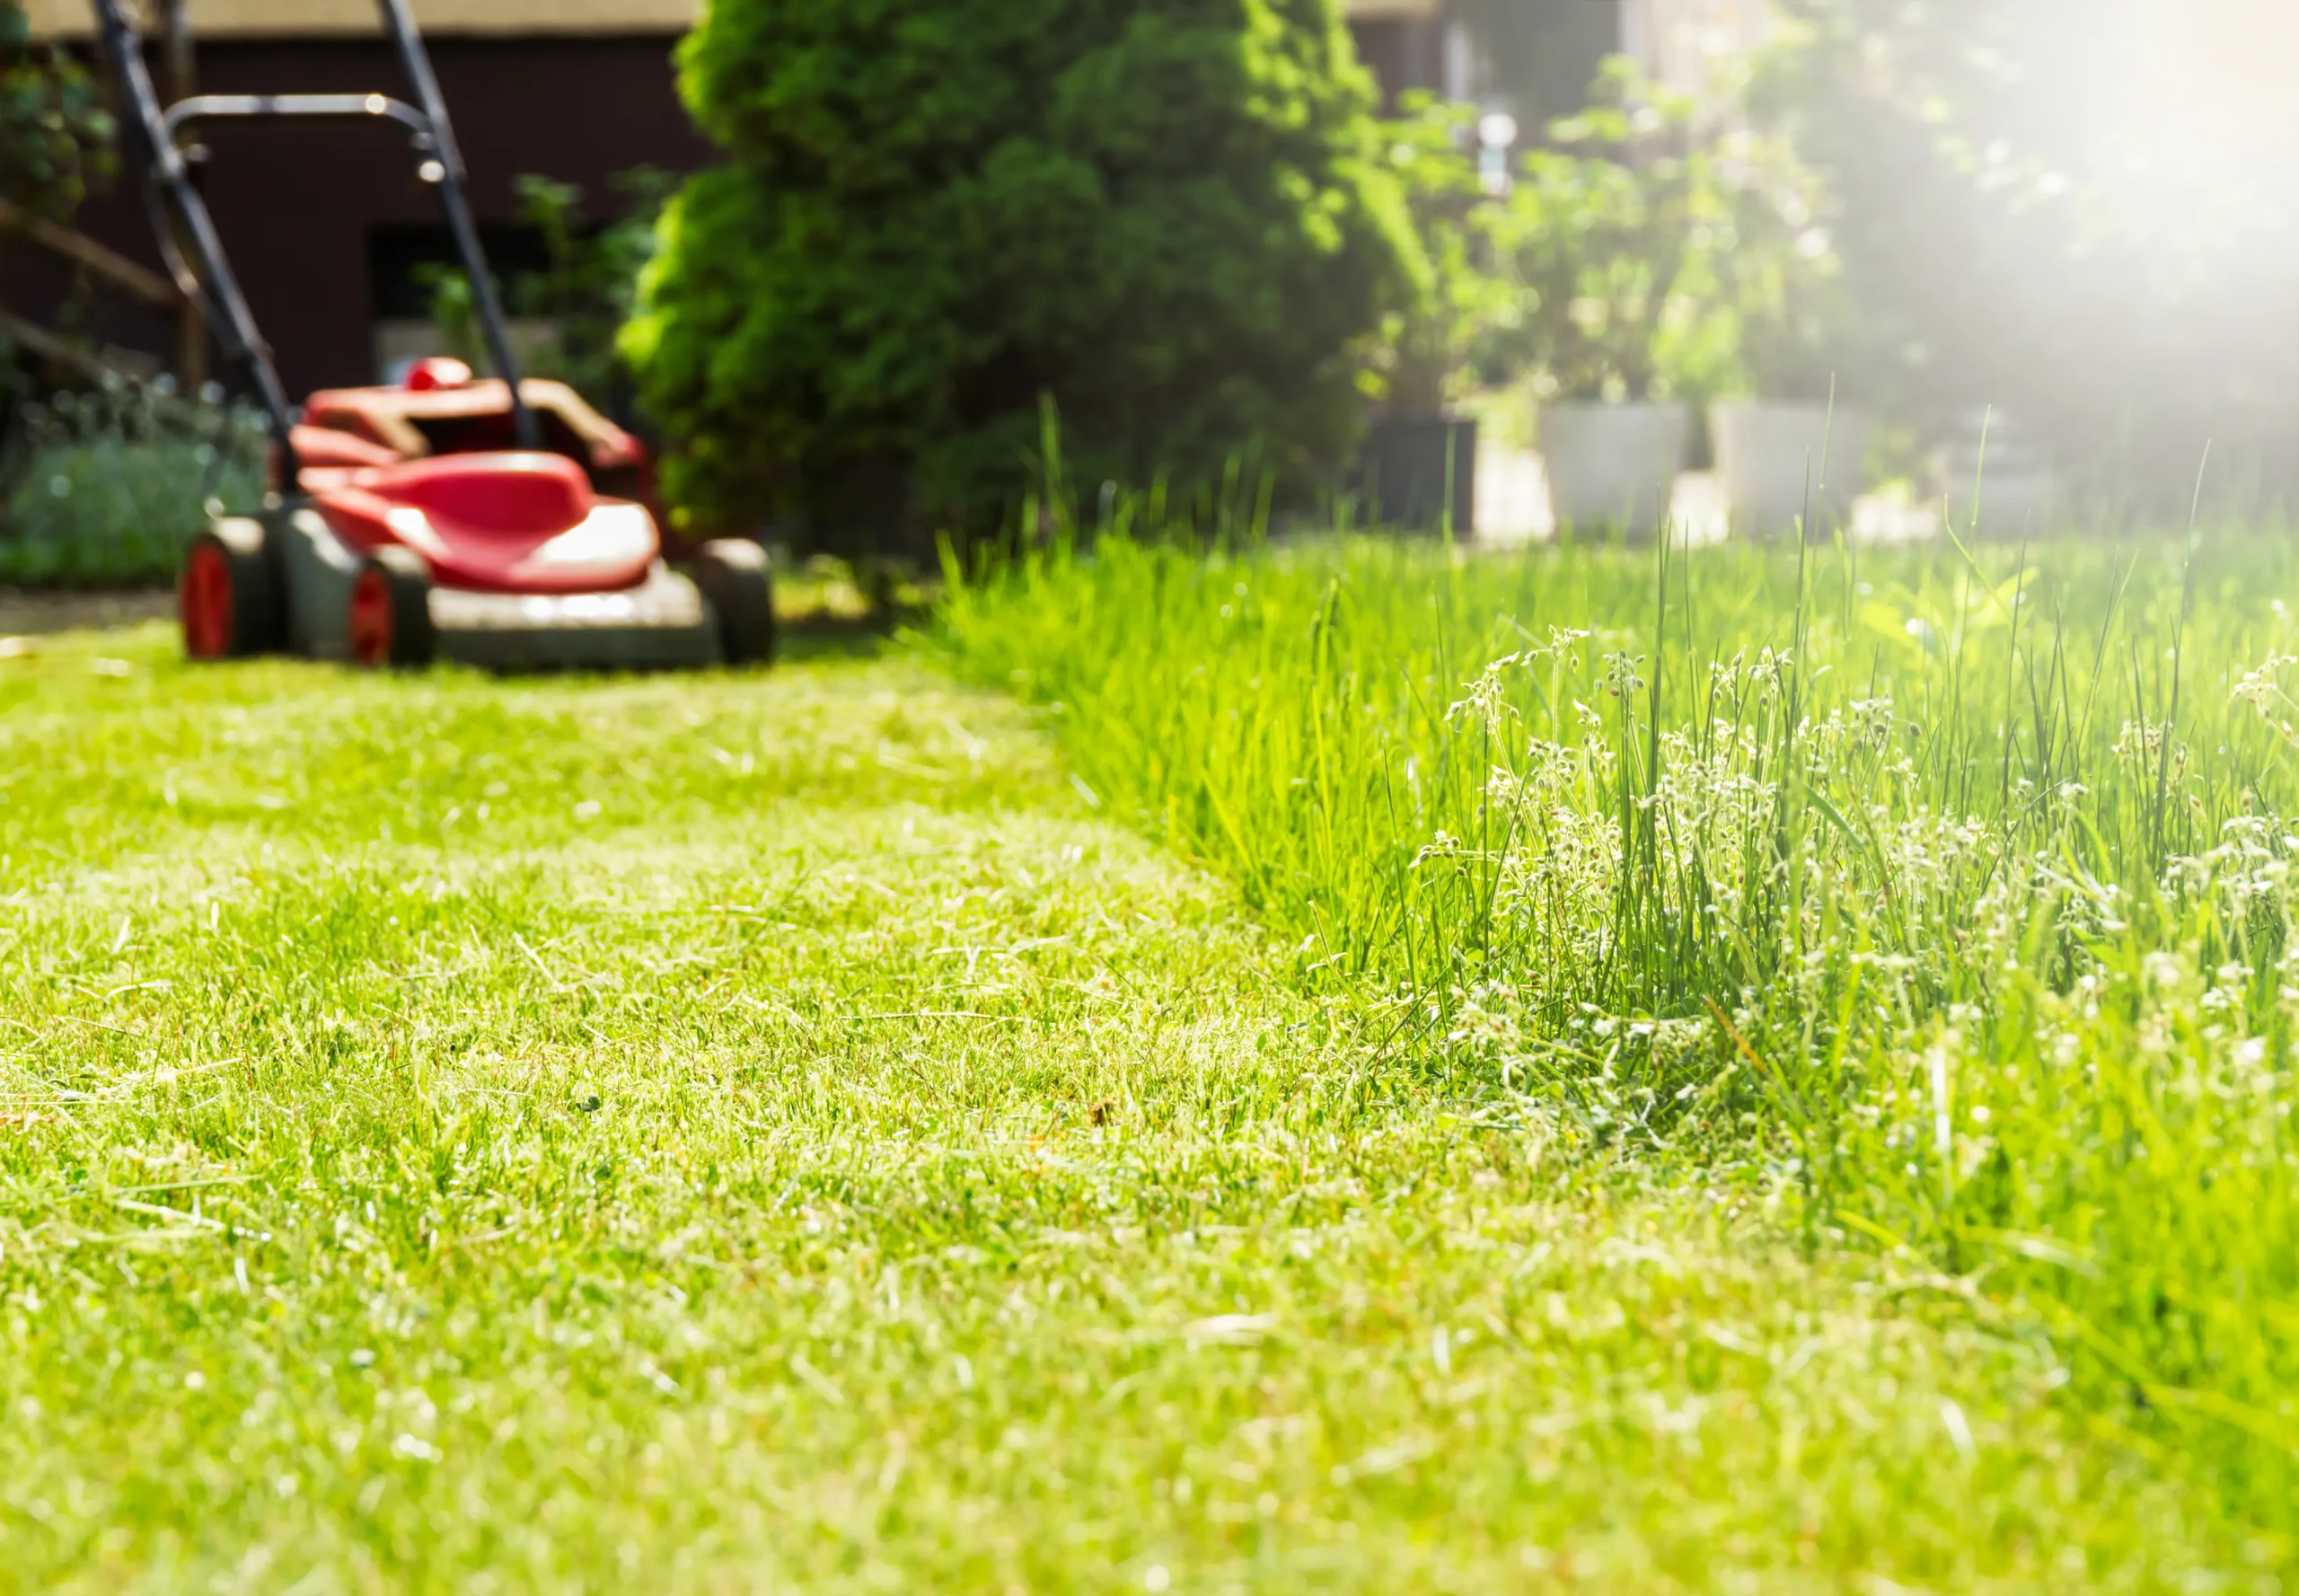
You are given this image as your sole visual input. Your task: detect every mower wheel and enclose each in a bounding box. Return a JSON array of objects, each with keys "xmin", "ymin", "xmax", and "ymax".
[
  {"xmin": 692, "ymin": 539, "xmax": 778, "ymax": 666},
  {"xmin": 180, "ymin": 519, "xmax": 283, "ymax": 660},
  {"xmin": 349, "ymin": 548, "xmax": 436, "ymax": 669}
]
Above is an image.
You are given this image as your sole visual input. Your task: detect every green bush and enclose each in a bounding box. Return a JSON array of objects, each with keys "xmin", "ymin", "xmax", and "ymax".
[
  {"xmin": 624, "ymin": 0, "xmax": 1417, "ymax": 544},
  {"xmin": 0, "ymin": 378, "xmax": 268, "ymax": 588}
]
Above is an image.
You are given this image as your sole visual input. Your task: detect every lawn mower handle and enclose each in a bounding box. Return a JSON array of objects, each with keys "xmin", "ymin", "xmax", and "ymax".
[
  {"xmin": 88, "ymin": 0, "xmax": 541, "ymax": 454},
  {"xmin": 162, "ymin": 93, "xmax": 436, "ymax": 144},
  {"xmin": 376, "ymin": 0, "xmax": 537, "ymax": 452},
  {"xmin": 90, "ymin": 0, "xmax": 297, "ymax": 466}
]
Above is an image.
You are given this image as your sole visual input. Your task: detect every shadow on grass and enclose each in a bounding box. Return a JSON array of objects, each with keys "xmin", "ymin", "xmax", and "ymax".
[
  {"xmin": 773, "ymin": 609, "xmax": 903, "ymax": 665},
  {"xmin": 0, "ymin": 586, "xmax": 931, "ymax": 670},
  {"xmin": 0, "ymin": 586, "xmax": 177, "ymax": 637}
]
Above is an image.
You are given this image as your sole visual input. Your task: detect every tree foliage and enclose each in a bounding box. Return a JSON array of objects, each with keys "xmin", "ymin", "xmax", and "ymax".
[
  {"xmin": 0, "ymin": 0, "xmax": 112, "ymax": 221},
  {"xmin": 624, "ymin": 0, "xmax": 1416, "ymax": 542}
]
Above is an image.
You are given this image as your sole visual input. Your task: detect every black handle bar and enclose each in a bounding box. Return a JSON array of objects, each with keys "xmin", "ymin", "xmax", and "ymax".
[{"xmin": 89, "ymin": 0, "xmax": 541, "ymax": 464}]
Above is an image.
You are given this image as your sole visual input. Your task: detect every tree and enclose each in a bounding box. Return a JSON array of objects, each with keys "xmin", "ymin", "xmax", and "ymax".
[
  {"xmin": 1, "ymin": 0, "xmax": 112, "ymax": 222},
  {"xmin": 622, "ymin": 0, "xmax": 1417, "ymax": 545},
  {"xmin": 3, "ymin": 0, "xmax": 116, "ymax": 419}
]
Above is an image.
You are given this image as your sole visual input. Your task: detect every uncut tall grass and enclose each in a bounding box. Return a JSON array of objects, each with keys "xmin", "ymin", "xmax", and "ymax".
[{"xmin": 940, "ymin": 526, "xmax": 2299, "ymax": 1529}]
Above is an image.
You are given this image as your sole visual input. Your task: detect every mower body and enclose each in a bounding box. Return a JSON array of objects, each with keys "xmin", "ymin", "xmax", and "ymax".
[
  {"xmin": 181, "ymin": 364, "xmax": 775, "ymax": 670},
  {"xmin": 87, "ymin": 0, "xmax": 773, "ymax": 671},
  {"xmin": 298, "ymin": 372, "xmax": 663, "ymax": 520}
]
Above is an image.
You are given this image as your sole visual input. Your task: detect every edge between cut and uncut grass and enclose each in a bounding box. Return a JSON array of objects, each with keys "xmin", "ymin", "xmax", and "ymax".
[{"xmin": 937, "ymin": 526, "xmax": 2299, "ymax": 1564}]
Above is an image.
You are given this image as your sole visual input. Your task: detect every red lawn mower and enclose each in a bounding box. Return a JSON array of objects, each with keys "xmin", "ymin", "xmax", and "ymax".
[{"xmin": 95, "ymin": 0, "xmax": 771, "ymax": 670}]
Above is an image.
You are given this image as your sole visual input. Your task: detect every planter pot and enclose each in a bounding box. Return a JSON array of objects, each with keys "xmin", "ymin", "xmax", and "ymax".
[
  {"xmin": 1541, "ymin": 402, "xmax": 1689, "ymax": 540},
  {"xmin": 1934, "ymin": 412, "xmax": 2057, "ymax": 540},
  {"xmin": 1938, "ymin": 469, "xmax": 2058, "ymax": 541},
  {"xmin": 1711, "ymin": 401, "xmax": 1867, "ymax": 540},
  {"xmin": 1362, "ymin": 415, "xmax": 1477, "ymax": 534}
]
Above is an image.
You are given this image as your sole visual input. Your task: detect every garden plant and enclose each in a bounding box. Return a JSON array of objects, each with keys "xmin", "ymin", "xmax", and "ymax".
[
  {"xmin": 0, "ymin": 376, "xmax": 268, "ymax": 586},
  {"xmin": 1493, "ymin": 62, "xmax": 1746, "ymax": 410}
]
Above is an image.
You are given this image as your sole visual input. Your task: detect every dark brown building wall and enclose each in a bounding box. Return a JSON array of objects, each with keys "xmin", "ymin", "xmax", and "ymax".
[
  {"xmin": 1352, "ymin": 18, "xmax": 1424, "ymax": 108},
  {"xmin": 45, "ymin": 33, "xmax": 709, "ymax": 398}
]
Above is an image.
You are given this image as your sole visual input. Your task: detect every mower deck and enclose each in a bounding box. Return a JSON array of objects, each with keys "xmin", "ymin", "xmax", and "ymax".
[
  {"xmin": 186, "ymin": 497, "xmax": 770, "ymax": 672},
  {"xmin": 273, "ymin": 498, "xmax": 722, "ymax": 669}
]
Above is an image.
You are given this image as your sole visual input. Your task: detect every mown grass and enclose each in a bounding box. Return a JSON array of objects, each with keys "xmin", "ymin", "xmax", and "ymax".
[
  {"xmin": 0, "ymin": 620, "xmax": 2268, "ymax": 1591},
  {"xmin": 939, "ymin": 527, "xmax": 2299, "ymax": 1563}
]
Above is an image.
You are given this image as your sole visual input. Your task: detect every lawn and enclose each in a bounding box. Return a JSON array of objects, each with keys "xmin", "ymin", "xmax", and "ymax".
[{"xmin": 0, "ymin": 561, "xmax": 2285, "ymax": 1591}]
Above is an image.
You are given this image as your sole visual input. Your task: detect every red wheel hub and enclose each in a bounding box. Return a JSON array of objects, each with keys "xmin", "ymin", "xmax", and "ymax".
[
  {"xmin": 181, "ymin": 541, "xmax": 234, "ymax": 659},
  {"xmin": 349, "ymin": 566, "xmax": 394, "ymax": 666}
]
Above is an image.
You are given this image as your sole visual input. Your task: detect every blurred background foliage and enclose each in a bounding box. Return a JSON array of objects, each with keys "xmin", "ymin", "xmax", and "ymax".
[
  {"xmin": 0, "ymin": 377, "xmax": 268, "ymax": 586},
  {"xmin": 621, "ymin": 0, "xmax": 1418, "ymax": 549},
  {"xmin": 1368, "ymin": 58, "xmax": 1835, "ymax": 415},
  {"xmin": 1363, "ymin": 93, "xmax": 1507, "ymax": 418},
  {"xmin": 1754, "ymin": 0, "xmax": 2299, "ymax": 504},
  {"xmin": 1493, "ymin": 60, "xmax": 1830, "ymax": 407},
  {"xmin": 0, "ymin": 0, "xmax": 112, "ymax": 222},
  {"xmin": 419, "ymin": 169, "xmax": 672, "ymax": 418},
  {"xmin": 1351, "ymin": 0, "xmax": 2299, "ymax": 507},
  {"xmin": 1, "ymin": 0, "xmax": 119, "ymax": 428},
  {"xmin": 11, "ymin": 0, "xmax": 2299, "ymax": 577}
]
